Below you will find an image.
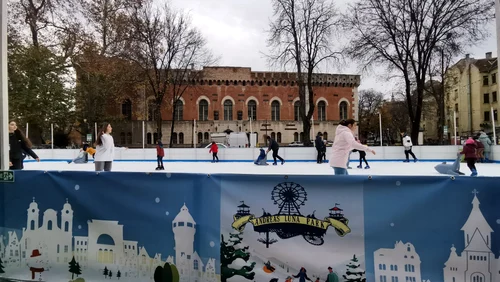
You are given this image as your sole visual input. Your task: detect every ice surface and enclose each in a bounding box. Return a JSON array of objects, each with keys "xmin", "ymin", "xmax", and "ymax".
[{"xmin": 23, "ymin": 161, "xmax": 500, "ymax": 177}]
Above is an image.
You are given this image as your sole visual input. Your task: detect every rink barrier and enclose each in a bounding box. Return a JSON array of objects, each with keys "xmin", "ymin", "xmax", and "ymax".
[
  {"xmin": 24, "ymin": 145, "xmax": 500, "ymax": 163},
  {"xmin": 0, "ymin": 171, "xmax": 495, "ymax": 282}
]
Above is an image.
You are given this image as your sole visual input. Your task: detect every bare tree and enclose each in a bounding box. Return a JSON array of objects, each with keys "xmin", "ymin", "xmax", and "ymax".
[
  {"xmin": 267, "ymin": 0, "xmax": 340, "ymax": 145},
  {"xmin": 358, "ymin": 90, "xmax": 384, "ymax": 141},
  {"xmin": 343, "ymin": 0, "xmax": 494, "ymax": 144},
  {"xmin": 123, "ymin": 1, "xmax": 213, "ymax": 144}
]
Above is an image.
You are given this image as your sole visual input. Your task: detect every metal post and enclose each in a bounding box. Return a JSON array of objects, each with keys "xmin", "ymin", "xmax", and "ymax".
[
  {"xmin": 95, "ymin": 122, "xmax": 98, "ymax": 140},
  {"xmin": 26, "ymin": 123, "xmax": 29, "ymax": 138},
  {"xmin": 311, "ymin": 117, "xmax": 315, "ymax": 140},
  {"xmin": 491, "ymin": 106, "xmax": 497, "ymax": 145},
  {"xmin": 453, "ymin": 110, "xmax": 457, "ymax": 145},
  {"xmin": 51, "ymin": 124, "xmax": 54, "ymax": 149},
  {"xmin": 0, "ymin": 0, "xmax": 9, "ymax": 170},
  {"xmin": 249, "ymin": 117, "xmax": 253, "ymax": 134},
  {"xmin": 193, "ymin": 119, "xmax": 196, "ymax": 148},
  {"xmin": 142, "ymin": 120, "xmax": 145, "ymax": 149},
  {"xmin": 379, "ymin": 112, "xmax": 383, "ymax": 147}
]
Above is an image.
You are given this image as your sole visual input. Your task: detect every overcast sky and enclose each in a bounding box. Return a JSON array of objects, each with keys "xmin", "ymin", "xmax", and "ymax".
[{"xmin": 169, "ymin": 0, "xmax": 497, "ymax": 93}]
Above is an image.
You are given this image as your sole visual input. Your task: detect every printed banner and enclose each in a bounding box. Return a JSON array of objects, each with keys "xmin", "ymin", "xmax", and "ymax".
[{"xmin": 0, "ymin": 171, "xmax": 499, "ymax": 282}]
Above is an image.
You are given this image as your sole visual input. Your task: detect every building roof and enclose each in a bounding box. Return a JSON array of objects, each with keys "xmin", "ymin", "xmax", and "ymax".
[
  {"xmin": 464, "ymin": 228, "xmax": 491, "ymax": 252},
  {"xmin": 460, "ymin": 195, "xmax": 493, "ymax": 234},
  {"xmin": 472, "ymin": 58, "xmax": 498, "ymax": 73},
  {"xmin": 173, "ymin": 203, "xmax": 196, "ymax": 224}
]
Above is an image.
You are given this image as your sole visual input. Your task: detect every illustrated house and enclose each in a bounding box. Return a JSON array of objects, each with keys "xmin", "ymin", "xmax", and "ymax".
[
  {"xmin": 374, "ymin": 241, "xmax": 422, "ymax": 282},
  {"xmin": 443, "ymin": 192, "xmax": 496, "ymax": 282}
]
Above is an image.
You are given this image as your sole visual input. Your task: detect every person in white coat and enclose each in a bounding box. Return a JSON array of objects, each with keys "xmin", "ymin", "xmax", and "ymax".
[
  {"xmin": 94, "ymin": 123, "xmax": 124, "ymax": 171},
  {"xmin": 400, "ymin": 132, "xmax": 418, "ymax": 162}
]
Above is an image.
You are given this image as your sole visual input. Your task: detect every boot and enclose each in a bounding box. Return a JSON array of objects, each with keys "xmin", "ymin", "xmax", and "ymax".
[
  {"xmin": 160, "ymin": 166, "xmax": 165, "ymax": 170},
  {"xmin": 357, "ymin": 165, "xmax": 362, "ymax": 169},
  {"xmin": 365, "ymin": 165, "xmax": 370, "ymax": 169},
  {"xmin": 155, "ymin": 167, "xmax": 160, "ymax": 170},
  {"xmin": 403, "ymin": 159, "xmax": 409, "ymax": 163},
  {"xmin": 414, "ymin": 158, "xmax": 418, "ymax": 163},
  {"xmin": 471, "ymin": 169, "xmax": 478, "ymax": 177},
  {"xmin": 281, "ymin": 160, "xmax": 285, "ymax": 165}
]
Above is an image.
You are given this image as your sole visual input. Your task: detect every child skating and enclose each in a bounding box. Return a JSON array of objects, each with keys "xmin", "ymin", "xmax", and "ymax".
[
  {"xmin": 156, "ymin": 139, "xmax": 164, "ymax": 170},
  {"xmin": 460, "ymin": 138, "xmax": 478, "ymax": 177},
  {"xmin": 209, "ymin": 142, "xmax": 219, "ymax": 163},
  {"xmin": 355, "ymin": 139, "xmax": 370, "ymax": 169}
]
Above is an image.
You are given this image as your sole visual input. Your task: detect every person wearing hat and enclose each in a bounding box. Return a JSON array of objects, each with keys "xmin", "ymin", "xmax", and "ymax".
[{"xmin": 326, "ymin": 266, "xmax": 339, "ymax": 282}]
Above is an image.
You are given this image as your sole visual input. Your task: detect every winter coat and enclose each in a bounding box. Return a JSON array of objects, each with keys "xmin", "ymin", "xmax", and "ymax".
[
  {"xmin": 293, "ymin": 271, "xmax": 312, "ymax": 282},
  {"xmin": 259, "ymin": 148, "xmax": 266, "ymax": 158},
  {"xmin": 267, "ymin": 138, "xmax": 279, "ymax": 151},
  {"xmin": 156, "ymin": 142, "xmax": 165, "ymax": 157},
  {"xmin": 9, "ymin": 130, "xmax": 38, "ymax": 160},
  {"xmin": 329, "ymin": 125, "xmax": 369, "ymax": 169},
  {"xmin": 461, "ymin": 142, "xmax": 477, "ymax": 159},
  {"xmin": 209, "ymin": 143, "xmax": 218, "ymax": 153},
  {"xmin": 402, "ymin": 135, "xmax": 413, "ymax": 149},
  {"xmin": 475, "ymin": 140, "xmax": 484, "ymax": 149},
  {"xmin": 315, "ymin": 135, "xmax": 325, "ymax": 150},
  {"xmin": 82, "ymin": 144, "xmax": 96, "ymax": 156},
  {"xmin": 326, "ymin": 272, "xmax": 339, "ymax": 282},
  {"xmin": 479, "ymin": 132, "xmax": 492, "ymax": 152},
  {"xmin": 95, "ymin": 134, "xmax": 115, "ymax": 162}
]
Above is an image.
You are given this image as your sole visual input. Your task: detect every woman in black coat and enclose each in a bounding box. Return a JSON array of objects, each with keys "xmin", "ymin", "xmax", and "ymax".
[{"xmin": 9, "ymin": 121, "xmax": 40, "ymax": 170}]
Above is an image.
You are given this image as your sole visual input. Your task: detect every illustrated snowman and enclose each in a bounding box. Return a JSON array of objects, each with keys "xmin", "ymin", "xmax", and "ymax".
[{"xmin": 26, "ymin": 249, "xmax": 45, "ymax": 281}]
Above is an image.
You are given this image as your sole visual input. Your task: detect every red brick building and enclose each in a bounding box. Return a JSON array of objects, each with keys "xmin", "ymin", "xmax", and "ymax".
[{"xmin": 109, "ymin": 66, "xmax": 360, "ymax": 147}]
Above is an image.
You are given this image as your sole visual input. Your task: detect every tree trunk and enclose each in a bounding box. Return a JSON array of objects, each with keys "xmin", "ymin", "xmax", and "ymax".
[
  {"xmin": 302, "ymin": 119, "xmax": 312, "ymax": 146},
  {"xmin": 155, "ymin": 100, "xmax": 162, "ymax": 144},
  {"xmin": 169, "ymin": 106, "xmax": 177, "ymax": 148}
]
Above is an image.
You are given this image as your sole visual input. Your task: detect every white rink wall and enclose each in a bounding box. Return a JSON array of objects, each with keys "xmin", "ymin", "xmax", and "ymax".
[{"xmin": 27, "ymin": 145, "xmax": 500, "ymax": 162}]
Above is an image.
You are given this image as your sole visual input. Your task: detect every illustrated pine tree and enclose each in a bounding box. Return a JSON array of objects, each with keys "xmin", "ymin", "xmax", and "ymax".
[
  {"xmin": 75, "ymin": 262, "xmax": 82, "ymax": 277},
  {"xmin": 69, "ymin": 256, "xmax": 80, "ymax": 279},
  {"xmin": 103, "ymin": 266, "xmax": 109, "ymax": 278},
  {"xmin": 342, "ymin": 254, "xmax": 366, "ymax": 282},
  {"xmin": 117, "ymin": 270, "xmax": 121, "ymax": 280},
  {"xmin": 0, "ymin": 257, "xmax": 5, "ymax": 274},
  {"xmin": 221, "ymin": 231, "xmax": 256, "ymax": 282},
  {"xmin": 109, "ymin": 270, "xmax": 113, "ymax": 278}
]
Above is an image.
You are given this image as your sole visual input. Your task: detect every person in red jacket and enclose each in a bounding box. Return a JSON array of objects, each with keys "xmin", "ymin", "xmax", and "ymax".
[
  {"xmin": 460, "ymin": 138, "xmax": 477, "ymax": 176},
  {"xmin": 209, "ymin": 142, "xmax": 219, "ymax": 163},
  {"xmin": 156, "ymin": 140, "xmax": 165, "ymax": 170}
]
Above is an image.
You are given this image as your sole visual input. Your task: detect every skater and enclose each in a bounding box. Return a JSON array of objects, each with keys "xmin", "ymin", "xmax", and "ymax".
[
  {"xmin": 401, "ymin": 132, "xmax": 418, "ymax": 162},
  {"xmin": 68, "ymin": 143, "xmax": 96, "ymax": 164},
  {"xmin": 254, "ymin": 148, "xmax": 269, "ymax": 165},
  {"xmin": 315, "ymin": 133, "xmax": 325, "ymax": 163},
  {"xmin": 266, "ymin": 136, "xmax": 284, "ymax": 165},
  {"xmin": 94, "ymin": 123, "xmax": 126, "ymax": 172},
  {"xmin": 322, "ymin": 140, "xmax": 327, "ymax": 162},
  {"xmin": 330, "ymin": 119, "xmax": 375, "ymax": 175},
  {"xmin": 293, "ymin": 267, "xmax": 312, "ymax": 282},
  {"xmin": 460, "ymin": 138, "xmax": 478, "ymax": 176},
  {"xmin": 209, "ymin": 142, "xmax": 219, "ymax": 163},
  {"xmin": 355, "ymin": 139, "xmax": 370, "ymax": 169},
  {"xmin": 478, "ymin": 131, "xmax": 492, "ymax": 162},
  {"xmin": 8, "ymin": 121, "xmax": 40, "ymax": 170},
  {"xmin": 156, "ymin": 139, "xmax": 164, "ymax": 170},
  {"xmin": 326, "ymin": 266, "xmax": 339, "ymax": 282}
]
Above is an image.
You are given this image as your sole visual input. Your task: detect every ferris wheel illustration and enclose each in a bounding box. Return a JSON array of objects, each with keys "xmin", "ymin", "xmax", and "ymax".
[{"xmin": 271, "ymin": 182, "xmax": 308, "ymax": 215}]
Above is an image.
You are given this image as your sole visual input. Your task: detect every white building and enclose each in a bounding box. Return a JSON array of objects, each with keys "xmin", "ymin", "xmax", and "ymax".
[
  {"xmin": 443, "ymin": 192, "xmax": 497, "ymax": 282},
  {"xmin": 0, "ymin": 199, "xmax": 217, "ymax": 281},
  {"xmin": 374, "ymin": 241, "xmax": 423, "ymax": 282}
]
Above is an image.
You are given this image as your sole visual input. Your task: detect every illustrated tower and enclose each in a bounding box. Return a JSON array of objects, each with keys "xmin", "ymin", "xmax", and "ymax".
[
  {"xmin": 61, "ymin": 199, "xmax": 73, "ymax": 233},
  {"xmin": 27, "ymin": 198, "xmax": 39, "ymax": 231},
  {"xmin": 172, "ymin": 203, "xmax": 196, "ymax": 263}
]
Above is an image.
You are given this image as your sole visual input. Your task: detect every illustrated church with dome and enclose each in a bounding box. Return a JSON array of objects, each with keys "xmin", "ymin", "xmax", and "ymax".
[
  {"xmin": 0, "ymin": 199, "xmax": 217, "ymax": 282},
  {"xmin": 443, "ymin": 191, "xmax": 498, "ymax": 282}
]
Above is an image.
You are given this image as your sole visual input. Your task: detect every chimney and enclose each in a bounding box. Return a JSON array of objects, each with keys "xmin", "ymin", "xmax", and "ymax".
[
  {"xmin": 486, "ymin": 52, "xmax": 492, "ymax": 59},
  {"xmin": 465, "ymin": 54, "xmax": 470, "ymax": 59}
]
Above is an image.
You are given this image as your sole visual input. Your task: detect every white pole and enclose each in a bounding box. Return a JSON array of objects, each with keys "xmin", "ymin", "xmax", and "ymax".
[
  {"xmin": 311, "ymin": 117, "xmax": 315, "ymax": 140},
  {"xmin": 142, "ymin": 120, "xmax": 145, "ymax": 149},
  {"xmin": 249, "ymin": 117, "xmax": 253, "ymax": 134},
  {"xmin": 491, "ymin": 106, "xmax": 497, "ymax": 145},
  {"xmin": 95, "ymin": 122, "xmax": 98, "ymax": 140},
  {"xmin": 26, "ymin": 123, "xmax": 29, "ymax": 138},
  {"xmin": 193, "ymin": 119, "xmax": 197, "ymax": 148},
  {"xmin": 0, "ymin": 0, "xmax": 9, "ymax": 170},
  {"xmin": 379, "ymin": 112, "xmax": 383, "ymax": 147},
  {"xmin": 453, "ymin": 110, "xmax": 457, "ymax": 145},
  {"xmin": 51, "ymin": 124, "xmax": 54, "ymax": 149}
]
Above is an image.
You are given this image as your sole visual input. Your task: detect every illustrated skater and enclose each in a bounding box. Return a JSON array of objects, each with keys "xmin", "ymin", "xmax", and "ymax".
[
  {"xmin": 156, "ymin": 139, "xmax": 165, "ymax": 170},
  {"xmin": 293, "ymin": 267, "xmax": 312, "ymax": 282},
  {"xmin": 478, "ymin": 131, "xmax": 492, "ymax": 162},
  {"xmin": 266, "ymin": 136, "xmax": 284, "ymax": 165},
  {"xmin": 209, "ymin": 142, "xmax": 219, "ymax": 163},
  {"xmin": 354, "ymin": 139, "xmax": 370, "ymax": 169},
  {"xmin": 326, "ymin": 266, "xmax": 339, "ymax": 282},
  {"xmin": 68, "ymin": 143, "xmax": 96, "ymax": 164},
  {"xmin": 94, "ymin": 123, "xmax": 127, "ymax": 171},
  {"xmin": 8, "ymin": 121, "xmax": 40, "ymax": 170},
  {"xmin": 330, "ymin": 119, "xmax": 375, "ymax": 175},
  {"xmin": 315, "ymin": 132, "xmax": 325, "ymax": 163},
  {"xmin": 401, "ymin": 132, "xmax": 418, "ymax": 162},
  {"xmin": 254, "ymin": 148, "xmax": 268, "ymax": 165},
  {"xmin": 460, "ymin": 138, "xmax": 478, "ymax": 176}
]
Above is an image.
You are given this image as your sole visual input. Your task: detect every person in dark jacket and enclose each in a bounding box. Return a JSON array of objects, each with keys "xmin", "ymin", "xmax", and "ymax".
[
  {"xmin": 8, "ymin": 121, "xmax": 40, "ymax": 170},
  {"xmin": 266, "ymin": 136, "xmax": 284, "ymax": 165},
  {"xmin": 293, "ymin": 267, "xmax": 312, "ymax": 282},
  {"xmin": 156, "ymin": 139, "xmax": 165, "ymax": 170},
  {"xmin": 315, "ymin": 133, "xmax": 325, "ymax": 164},
  {"xmin": 460, "ymin": 138, "xmax": 478, "ymax": 176}
]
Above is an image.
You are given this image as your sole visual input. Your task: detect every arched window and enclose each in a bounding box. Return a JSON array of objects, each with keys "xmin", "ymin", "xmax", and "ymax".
[
  {"xmin": 120, "ymin": 132, "xmax": 126, "ymax": 144},
  {"xmin": 294, "ymin": 132, "xmax": 299, "ymax": 142},
  {"xmin": 153, "ymin": 133, "xmax": 158, "ymax": 143},
  {"xmin": 179, "ymin": 133, "xmax": 184, "ymax": 144},
  {"xmin": 172, "ymin": 133, "xmax": 178, "ymax": 144},
  {"xmin": 30, "ymin": 220, "xmax": 35, "ymax": 230},
  {"xmin": 271, "ymin": 132, "xmax": 276, "ymax": 140},
  {"xmin": 294, "ymin": 101, "xmax": 301, "ymax": 121},
  {"xmin": 277, "ymin": 132, "xmax": 282, "ymax": 143},
  {"xmin": 248, "ymin": 100, "xmax": 257, "ymax": 120},
  {"xmin": 299, "ymin": 132, "xmax": 304, "ymax": 142},
  {"xmin": 122, "ymin": 99, "xmax": 132, "ymax": 120},
  {"xmin": 339, "ymin": 101, "xmax": 348, "ymax": 120},
  {"xmin": 148, "ymin": 100, "xmax": 156, "ymax": 121},
  {"xmin": 323, "ymin": 132, "xmax": 328, "ymax": 140},
  {"xmin": 174, "ymin": 100, "xmax": 183, "ymax": 121},
  {"xmin": 271, "ymin": 101, "xmax": 280, "ymax": 121},
  {"xmin": 64, "ymin": 221, "xmax": 69, "ymax": 232},
  {"xmin": 194, "ymin": 259, "xmax": 199, "ymax": 270},
  {"xmin": 204, "ymin": 132, "xmax": 209, "ymax": 141},
  {"xmin": 199, "ymin": 100, "xmax": 209, "ymax": 121},
  {"xmin": 224, "ymin": 100, "xmax": 233, "ymax": 120},
  {"xmin": 47, "ymin": 220, "xmax": 53, "ymax": 230},
  {"xmin": 127, "ymin": 132, "xmax": 132, "ymax": 144},
  {"xmin": 198, "ymin": 132, "xmax": 203, "ymax": 144},
  {"xmin": 318, "ymin": 101, "xmax": 326, "ymax": 121},
  {"xmin": 147, "ymin": 133, "xmax": 152, "ymax": 144}
]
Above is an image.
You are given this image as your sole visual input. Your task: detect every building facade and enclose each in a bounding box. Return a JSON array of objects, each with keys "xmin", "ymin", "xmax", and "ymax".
[
  {"xmin": 445, "ymin": 53, "xmax": 498, "ymax": 138},
  {"xmin": 104, "ymin": 66, "xmax": 360, "ymax": 147},
  {"xmin": 374, "ymin": 241, "xmax": 423, "ymax": 282}
]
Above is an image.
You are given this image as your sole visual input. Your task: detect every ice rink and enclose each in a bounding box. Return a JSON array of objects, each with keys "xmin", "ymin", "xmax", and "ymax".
[{"xmin": 23, "ymin": 160, "xmax": 500, "ymax": 176}]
